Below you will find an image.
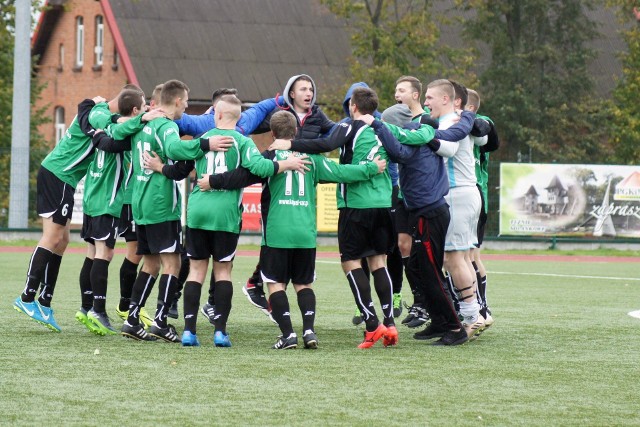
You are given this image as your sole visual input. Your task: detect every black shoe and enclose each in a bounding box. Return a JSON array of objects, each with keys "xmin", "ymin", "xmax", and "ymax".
[
  {"xmin": 148, "ymin": 322, "xmax": 180, "ymax": 343},
  {"xmin": 413, "ymin": 323, "xmax": 448, "ymax": 340},
  {"xmin": 168, "ymin": 291, "xmax": 181, "ymax": 319},
  {"xmin": 406, "ymin": 306, "xmax": 429, "ymax": 328},
  {"xmin": 200, "ymin": 302, "xmax": 216, "ymax": 326},
  {"xmin": 351, "ymin": 306, "xmax": 364, "ymax": 326},
  {"xmin": 401, "ymin": 304, "xmax": 417, "ymax": 325},
  {"xmin": 432, "ymin": 329, "xmax": 468, "ymax": 346},
  {"xmin": 272, "ymin": 333, "xmax": 298, "ymax": 349},
  {"xmin": 121, "ymin": 321, "xmax": 157, "ymax": 341},
  {"xmin": 242, "ymin": 282, "xmax": 269, "ymax": 314},
  {"xmin": 302, "ymin": 329, "xmax": 318, "ymax": 349}
]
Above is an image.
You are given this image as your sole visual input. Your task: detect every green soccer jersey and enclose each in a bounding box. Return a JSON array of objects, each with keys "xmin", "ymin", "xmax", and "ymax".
[
  {"xmin": 121, "ymin": 151, "xmax": 134, "ymax": 205},
  {"xmin": 41, "ymin": 102, "xmax": 113, "ymax": 188},
  {"xmin": 335, "ymin": 124, "xmax": 392, "ymax": 209},
  {"xmin": 187, "ymin": 129, "xmax": 276, "ymax": 233},
  {"xmin": 263, "ymin": 152, "xmax": 380, "ymax": 248},
  {"xmin": 82, "ymin": 125, "xmax": 125, "ymax": 218},
  {"xmin": 131, "ymin": 118, "xmax": 202, "ymax": 225},
  {"xmin": 474, "ymin": 114, "xmax": 494, "ymax": 211}
]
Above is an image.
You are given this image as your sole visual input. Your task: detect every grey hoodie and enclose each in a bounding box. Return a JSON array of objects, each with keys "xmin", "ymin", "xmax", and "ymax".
[{"xmin": 283, "ymin": 74, "xmax": 317, "ymax": 109}]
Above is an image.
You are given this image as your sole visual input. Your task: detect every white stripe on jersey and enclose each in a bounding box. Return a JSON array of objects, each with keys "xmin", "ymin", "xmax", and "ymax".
[{"xmin": 439, "ymin": 113, "xmax": 477, "ymax": 188}]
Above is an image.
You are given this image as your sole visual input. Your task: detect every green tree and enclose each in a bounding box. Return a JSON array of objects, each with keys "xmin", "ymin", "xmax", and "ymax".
[
  {"xmin": 0, "ymin": 0, "xmax": 50, "ymax": 227},
  {"xmin": 606, "ymin": 0, "xmax": 640, "ymax": 164},
  {"xmin": 320, "ymin": 0, "xmax": 475, "ymax": 111},
  {"xmin": 456, "ymin": 0, "xmax": 613, "ymax": 164}
]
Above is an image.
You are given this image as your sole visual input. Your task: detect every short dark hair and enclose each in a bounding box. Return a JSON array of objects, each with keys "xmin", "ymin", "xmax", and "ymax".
[
  {"xmin": 118, "ymin": 89, "xmax": 144, "ymax": 116},
  {"xmin": 212, "ymin": 88, "xmax": 238, "ymax": 105},
  {"xmin": 290, "ymin": 76, "xmax": 313, "ymax": 94},
  {"xmin": 395, "ymin": 76, "xmax": 422, "ymax": 97},
  {"xmin": 449, "ymin": 80, "xmax": 468, "ymax": 109},
  {"xmin": 350, "ymin": 87, "xmax": 378, "ymax": 115},
  {"xmin": 122, "ymin": 83, "xmax": 143, "ymax": 94},
  {"xmin": 270, "ymin": 111, "xmax": 297, "ymax": 139},
  {"xmin": 160, "ymin": 79, "xmax": 189, "ymax": 106}
]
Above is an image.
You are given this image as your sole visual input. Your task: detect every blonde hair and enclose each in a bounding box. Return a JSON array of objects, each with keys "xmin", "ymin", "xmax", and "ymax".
[
  {"xmin": 467, "ymin": 89, "xmax": 481, "ymax": 111},
  {"xmin": 427, "ymin": 79, "xmax": 455, "ymax": 100}
]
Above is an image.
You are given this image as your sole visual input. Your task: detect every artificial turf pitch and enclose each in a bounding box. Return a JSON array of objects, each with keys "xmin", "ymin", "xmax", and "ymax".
[{"xmin": 1, "ymin": 249, "xmax": 639, "ymax": 425}]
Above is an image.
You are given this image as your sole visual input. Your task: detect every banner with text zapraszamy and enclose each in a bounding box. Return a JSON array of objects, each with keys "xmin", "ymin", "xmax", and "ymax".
[{"xmin": 499, "ymin": 163, "xmax": 640, "ymax": 238}]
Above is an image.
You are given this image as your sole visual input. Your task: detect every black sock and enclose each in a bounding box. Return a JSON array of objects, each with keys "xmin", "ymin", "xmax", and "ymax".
[
  {"xmin": 119, "ymin": 258, "xmax": 138, "ymax": 311},
  {"xmin": 445, "ymin": 274, "xmax": 460, "ymax": 313},
  {"xmin": 212, "ymin": 280, "xmax": 233, "ymax": 333},
  {"xmin": 21, "ymin": 246, "xmax": 53, "ymax": 303},
  {"xmin": 91, "ymin": 258, "xmax": 110, "ymax": 313},
  {"xmin": 154, "ymin": 274, "xmax": 178, "ymax": 328},
  {"xmin": 207, "ymin": 271, "xmax": 216, "ymax": 305},
  {"xmin": 247, "ymin": 263, "xmax": 261, "ymax": 286},
  {"xmin": 183, "ymin": 281, "xmax": 202, "ymax": 334},
  {"xmin": 403, "ymin": 256, "xmax": 424, "ymax": 307},
  {"xmin": 346, "ymin": 268, "xmax": 378, "ymax": 332},
  {"xmin": 296, "ymin": 288, "xmax": 316, "ymax": 332},
  {"xmin": 387, "ymin": 247, "xmax": 403, "ymax": 294},
  {"xmin": 38, "ymin": 253, "xmax": 62, "ymax": 307},
  {"xmin": 270, "ymin": 290, "xmax": 294, "ymax": 337},
  {"xmin": 79, "ymin": 257, "xmax": 94, "ymax": 311},
  {"xmin": 372, "ymin": 267, "xmax": 394, "ymax": 326},
  {"xmin": 478, "ymin": 274, "xmax": 488, "ymax": 315},
  {"xmin": 127, "ymin": 271, "xmax": 156, "ymax": 325}
]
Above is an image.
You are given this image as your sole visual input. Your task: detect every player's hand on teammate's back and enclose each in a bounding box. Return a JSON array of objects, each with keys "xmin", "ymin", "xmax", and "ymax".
[
  {"xmin": 279, "ymin": 153, "xmax": 311, "ymax": 174},
  {"xmin": 141, "ymin": 108, "xmax": 166, "ymax": 122},
  {"xmin": 269, "ymin": 139, "xmax": 292, "ymax": 151},
  {"xmin": 359, "ymin": 114, "xmax": 375, "ymax": 126},
  {"xmin": 207, "ymin": 136, "xmax": 234, "ymax": 152},
  {"xmin": 92, "ymin": 96, "xmax": 106, "ymax": 104},
  {"xmin": 197, "ymin": 174, "xmax": 212, "ymax": 191},
  {"xmin": 372, "ymin": 155, "xmax": 386, "ymax": 173},
  {"xmin": 142, "ymin": 151, "xmax": 164, "ymax": 173}
]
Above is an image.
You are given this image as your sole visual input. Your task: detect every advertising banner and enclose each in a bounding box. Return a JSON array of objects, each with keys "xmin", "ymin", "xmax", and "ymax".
[
  {"xmin": 241, "ymin": 183, "xmax": 263, "ymax": 232},
  {"xmin": 499, "ymin": 163, "xmax": 640, "ymax": 237}
]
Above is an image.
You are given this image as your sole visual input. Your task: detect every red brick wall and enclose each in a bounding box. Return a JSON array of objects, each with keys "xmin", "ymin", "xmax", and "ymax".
[{"xmin": 35, "ymin": 0, "xmax": 128, "ymax": 148}]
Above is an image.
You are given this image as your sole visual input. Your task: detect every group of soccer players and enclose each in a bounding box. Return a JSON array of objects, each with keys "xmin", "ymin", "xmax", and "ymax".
[{"xmin": 12, "ymin": 72, "xmax": 498, "ymax": 349}]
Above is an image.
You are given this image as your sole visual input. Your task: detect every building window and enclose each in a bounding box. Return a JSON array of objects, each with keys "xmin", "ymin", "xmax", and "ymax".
[
  {"xmin": 75, "ymin": 16, "xmax": 84, "ymax": 69},
  {"xmin": 54, "ymin": 107, "xmax": 65, "ymax": 145},
  {"xmin": 57, "ymin": 43, "xmax": 64, "ymax": 71},
  {"xmin": 94, "ymin": 15, "xmax": 103, "ymax": 68},
  {"xmin": 112, "ymin": 46, "xmax": 119, "ymax": 71}
]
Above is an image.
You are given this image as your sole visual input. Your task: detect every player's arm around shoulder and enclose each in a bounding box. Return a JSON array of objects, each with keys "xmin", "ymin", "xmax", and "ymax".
[{"xmin": 316, "ymin": 154, "xmax": 386, "ymax": 184}]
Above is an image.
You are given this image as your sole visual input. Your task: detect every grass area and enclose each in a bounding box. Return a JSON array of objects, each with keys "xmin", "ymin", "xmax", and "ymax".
[{"xmin": 1, "ymin": 251, "xmax": 639, "ymax": 425}]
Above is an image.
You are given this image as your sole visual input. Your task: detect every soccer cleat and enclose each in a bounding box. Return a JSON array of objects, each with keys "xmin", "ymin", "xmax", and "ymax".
[
  {"xmin": 181, "ymin": 330, "xmax": 200, "ymax": 347},
  {"xmin": 242, "ymin": 282, "xmax": 270, "ymax": 315},
  {"xmin": 432, "ymin": 328, "xmax": 468, "ymax": 346},
  {"xmin": 13, "ymin": 297, "xmax": 46, "ymax": 326},
  {"xmin": 115, "ymin": 306, "xmax": 128, "ymax": 321},
  {"xmin": 358, "ymin": 323, "xmax": 387, "ymax": 349},
  {"xmin": 87, "ymin": 309, "xmax": 118, "ymax": 336},
  {"xmin": 351, "ymin": 306, "xmax": 364, "ymax": 326},
  {"xmin": 214, "ymin": 330, "xmax": 232, "ymax": 348},
  {"xmin": 392, "ymin": 293, "xmax": 403, "ymax": 318},
  {"xmin": 483, "ymin": 313, "xmax": 494, "ymax": 328},
  {"xmin": 302, "ymin": 329, "xmax": 318, "ymax": 349},
  {"xmin": 75, "ymin": 308, "xmax": 92, "ymax": 329},
  {"xmin": 383, "ymin": 325, "xmax": 399, "ymax": 347},
  {"xmin": 33, "ymin": 301, "xmax": 62, "ymax": 332},
  {"xmin": 168, "ymin": 295, "xmax": 180, "ymax": 319},
  {"xmin": 405, "ymin": 306, "xmax": 429, "ymax": 329},
  {"xmin": 272, "ymin": 333, "xmax": 298, "ymax": 349},
  {"xmin": 121, "ymin": 321, "xmax": 157, "ymax": 341},
  {"xmin": 139, "ymin": 307, "xmax": 153, "ymax": 328},
  {"xmin": 148, "ymin": 322, "xmax": 180, "ymax": 343},
  {"xmin": 413, "ymin": 322, "xmax": 448, "ymax": 340},
  {"xmin": 401, "ymin": 304, "xmax": 417, "ymax": 325},
  {"xmin": 462, "ymin": 316, "xmax": 486, "ymax": 340},
  {"xmin": 201, "ymin": 302, "xmax": 216, "ymax": 326}
]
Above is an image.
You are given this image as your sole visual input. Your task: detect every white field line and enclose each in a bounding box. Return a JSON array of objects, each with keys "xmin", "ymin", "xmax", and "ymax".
[{"xmin": 315, "ymin": 259, "xmax": 640, "ymax": 281}]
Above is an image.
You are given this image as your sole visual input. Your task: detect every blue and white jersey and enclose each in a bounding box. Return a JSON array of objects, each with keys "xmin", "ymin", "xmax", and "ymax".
[{"xmin": 439, "ymin": 112, "xmax": 477, "ymax": 189}]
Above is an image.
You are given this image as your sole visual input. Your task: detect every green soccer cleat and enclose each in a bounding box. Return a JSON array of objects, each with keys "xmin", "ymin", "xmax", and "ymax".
[{"xmin": 392, "ymin": 293, "xmax": 403, "ymax": 318}]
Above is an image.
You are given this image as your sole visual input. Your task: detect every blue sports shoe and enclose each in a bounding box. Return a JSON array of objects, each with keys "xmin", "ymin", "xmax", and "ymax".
[
  {"xmin": 13, "ymin": 297, "xmax": 44, "ymax": 323},
  {"xmin": 213, "ymin": 330, "xmax": 231, "ymax": 347},
  {"xmin": 181, "ymin": 330, "xmax": 200, "ymax": 347},
  {"xmin": 35, "ymin": 301, "xmax": 62, "ymax": 332}
]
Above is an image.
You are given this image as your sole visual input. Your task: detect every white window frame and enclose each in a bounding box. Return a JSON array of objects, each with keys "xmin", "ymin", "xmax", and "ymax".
[
  {"xmin": 54, "ymin": 107, "xmax": 65, "ymax": 145},
  {"xmin": 75, "ymin": 16, "xmax": 84, "ymax": 67},
  {"xmin": 94, "ymin": 15, "xmax": 104, "ymax": 66}
]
